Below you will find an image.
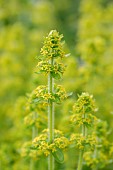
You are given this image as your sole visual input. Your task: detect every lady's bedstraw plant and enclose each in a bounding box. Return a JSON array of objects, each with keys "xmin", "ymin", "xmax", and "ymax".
[
  {"xmin": 84, "ymin": 120, "xmax": 113, "ymax": 170},
  {"xmin": 41, "ymin": 30, "xmax": 66, "ymax": 170},
  {"xmin": 22, "ymin": 30, "xmax": 70, "ymax": 170},
  {"xmin": 21, "ymin": 95, "xmax": 47, "ymax": 170},
  {"xmin": 70, "ymin": 92, "xmax": 98, "ymax": 170}
]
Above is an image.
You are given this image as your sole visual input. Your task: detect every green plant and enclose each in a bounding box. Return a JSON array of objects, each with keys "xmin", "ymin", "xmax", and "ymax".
[
  {"xmin": 84, "ymin": 119, "xmax": 113, "ymax": 170},
  {"xmin": 21, "ymin": 30, "xmax": 113, "ymax": 170},
  {"xmin": 70, "ymin": 92, "xmax": 98, "ymax": 170},
  {"xmin": 40, "ymin": 30, "xmax": 67, "ymax": 170},
  {"xmin": 22, "ymin": 30, "xmax": 70, "ymax": 170}
]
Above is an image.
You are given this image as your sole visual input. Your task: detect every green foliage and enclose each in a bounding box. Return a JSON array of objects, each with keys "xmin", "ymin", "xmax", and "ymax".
[
  {"xmin": 70, "ymin": 93, "xmax": 97, "ymax": 127},
  {"xmin": 1, "ymin": 0, "xmax": 113, "ymax": 170},
  {"xmin": 84, "ymin": 120, "xmax": 112, "ymax": 169},
  {"xmin": 23, "ymin": 129, "xmax": 69, "ymax": 158},
  {"xmin": 20, "ymin": 30, "xmax": 70, "ymax": 170}
]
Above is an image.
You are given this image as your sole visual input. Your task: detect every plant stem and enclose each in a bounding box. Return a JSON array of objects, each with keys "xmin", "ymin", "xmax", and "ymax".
[
  {"xmin": 48, "ymin": 57, "xmax": 54, "ymax": 170},
  {"xmin": 77, "ymin": 149, "xmax": 84, "ymax": 170},
  {"xmin": 92, "ymin": 139, "xmax": 97, "ymax": 170},
  {"xmin": 32, "ymin": 112, "xmax": 38, "ymax": 140},
  {"xmin": 77, "ymin": 113, "xmax": 86, "ymax": 170},
  {"xmin": 30, "ymin": 112, "xmax": 37, "ymax": 170}
]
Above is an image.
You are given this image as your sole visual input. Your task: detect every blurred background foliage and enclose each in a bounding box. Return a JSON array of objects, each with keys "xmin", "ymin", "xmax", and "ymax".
[{"xmin": 0, "ymin": 0, "xmax": 113, "ymax": 169}]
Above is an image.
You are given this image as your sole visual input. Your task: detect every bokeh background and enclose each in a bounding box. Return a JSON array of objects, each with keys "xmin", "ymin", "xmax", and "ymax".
[{"xmin": 0, "ymin": 0, "xmax": 113, "ymax": 169}]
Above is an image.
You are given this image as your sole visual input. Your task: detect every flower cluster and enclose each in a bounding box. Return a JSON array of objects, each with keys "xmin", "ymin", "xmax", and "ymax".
[
  {"xmin": 40, "ymin": 30, "xmax": 65, "ymax": 60},
  {"xmin": 33, "ymin": 85, "xmax": 54, "ymax": 102},
  {"xmin": 35, "ymin": 30, "xmax": 69, "ymax": 80},
  {"xmin": 83, "ymin": 151, "xmax": 108, "ymax": 169},
  {"xmin": 23, "ymin": 129, "xmax": 69, "ymax": 157},
  {"xmin": 36, "ymin": 61, "xmax": 66, "ymax": 79},
  {"xmin": 72, "ymin": 92, "xmax": 97, "ymax": 114},
  {"xmin": 54, "ymin": 137, "xmax": 69, "ymax": 149},
  {"xmin": 71, "ymin": 113, "xmax": 97, "ymax": 127},
  {"xmin": 95, "ymin": 120, "xmax": 108, "ymax": 137},
  {"xmin": 24, "ymin": 112, "xmax": 36, "ymax": 127},
  {"xmin": 30, "ymin": 85, "xmax": 67, "ymax": 105},
  {"xmin": 54, "ymin": 85, "xmax": 67, "ymax": 103},
  {"xmin": 24, "ymin": 95, "xmax": 47, "ymax": 129},
  {"xmin": 70, "ymin": 92, "xmax": 97, "ymax": 128},
  {"xmin": 21, "ymin": 141, "xmax": 43, "ymax": 159},
  {"xmin": 70, "ymin": 133, "xmax": 96, "ymax": 150},
  {"xmin": 24, "ymin": 112, "xmax": 47, "ymax": 129}
]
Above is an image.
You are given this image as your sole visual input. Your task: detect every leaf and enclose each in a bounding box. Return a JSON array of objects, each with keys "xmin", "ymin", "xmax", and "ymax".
[
  {"xmin": 51, "ymin": 72, "xmax": 62, "ymax": 80},
  {"xmin": 65, "ymin": 53, "xmax": 70, "ymax": 57},
  {"xmin": 33, "ymin": 98, "xmax": 41, "ymax": 103},
  {"xmin": 67, "ymin": 92, "xmax": 73, "ymax": 97},
  {"xmin": 34, "ymin": 71, "xmax": 41, "ymax": 74},
  {"xmin": 52, "ymin": 148, "xmax": 64, "ymax": 163},
  {"xmin": 35, "ymin": 55, "xmax": 43, "ymax": 60},
  {"xmin": 30, "ymin": 145, "xmax": 37, "ymax": 150},
  {"xmin": 35, "ymin": 56, "xmax": 39, "ymax": 59}
]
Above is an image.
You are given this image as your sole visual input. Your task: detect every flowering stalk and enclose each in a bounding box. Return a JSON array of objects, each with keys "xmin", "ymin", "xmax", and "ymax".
[
  {"xmin": 21, "ymin": 30, "xmax": 69, "ymax": 170},
  {"xmin": 31, "ymin": 112, "xmax": 38, "ymax": 170},
  {"xmin": 92, "ymin": 120, "xmax": 110, "ymax": 170},
  {"xmin": 32, "ymin": 112, "xmax": 38, "ymax": 140},
  {"xmin": 34, "ymin": 30, "xmax": 68, "ymax": 168},
  {"xmin": 70, "ymin": 93, "xmax": 97, "ymax": 170},
  {"xmin": 77, "ymin": 112, "xmax": 87, "ymax": 170},
  {"xmin": 92, "ymin": 146, "xmax": 97, "ymax": 170},
  {"xmin": 48, "ymin": 57, "xmax": 54, "ymax": 170}
]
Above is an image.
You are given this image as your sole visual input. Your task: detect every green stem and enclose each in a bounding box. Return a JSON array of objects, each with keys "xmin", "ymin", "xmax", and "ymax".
[
  {"xmin": 30, "ymin": 112, "xmax": 37, "ymax": 170},
  {"xmin": 48, "ymin": 57, "xmax": 54, "ymax": 170},
  {"xmin": 32, "ymin": 112, "xmax": 38, "ymax": 140},
  {"xmin": 77, "ymin": 149, "xmax": 84, "ymax": 170},
  {"xmin": 77, "ymin": 113, "xmax": 86, "ymax": 170},
  {"xmin": 92, "ymin": 139, "xmax": 97, "ymax": 170}
]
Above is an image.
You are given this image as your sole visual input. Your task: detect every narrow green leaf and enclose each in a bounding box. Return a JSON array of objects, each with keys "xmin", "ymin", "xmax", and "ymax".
[
  {"xmin": 51, "ymin": 72, "xmax": 62, "ymax": 79},
  {"xmin": 65, "ymin": 53, "xmax": 70, "ymax": 57},
  {"xmin": 34, "ymin": 71, "xmax": 41, "ymax": 74},
  {"xmin": 67, "ymin": 92, "xmax": 73, "ymax": 97},
  {"xmin": 33, "ymin": 98, "xmax": 41, "ymax": 103},
  {"xmin": 52, "ymin": 148, "xmax": 64, "ymax": 163}
]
